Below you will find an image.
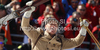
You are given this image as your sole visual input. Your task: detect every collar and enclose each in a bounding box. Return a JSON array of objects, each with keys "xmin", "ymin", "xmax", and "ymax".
[
  {"xmin": 41, "ymin": 31, "xmax": 62, "ymax": 44},
  {"xmin": 43, "ymin": 31, "xmax": 52, "ymax": 40}
]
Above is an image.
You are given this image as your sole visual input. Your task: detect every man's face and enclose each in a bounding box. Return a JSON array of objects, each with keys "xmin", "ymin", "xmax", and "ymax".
[
  {"xmin": 52, "ymin": 2, "xmax": 59, "ymax": 13},
  {"xmin": 43, "ymin": 6, "xmax": 53, "ymax": 16},
  {"xmin": 12, "ymin": 2, "xmax": 21, "ymax": 10},
  {"xmin": 77, "ymin": 6, "xmax": 86, "ymax": 16},
  {"xmin": 72, "ymin": 14, "xmax": 80, "ymax": 26},
  {"xmin": 71, "ymin": 0, "xmax": 79, "ymax": 9},
  {"xmin": 0, "ymin": 10, "xmax": 6, "ymax": 18},
  {"xmin": 0, "ymin": 39, "xmax": 4, "ymax": 50},
  {"xmin": 45, "ymin": 20, "xmax": 58, "ymax": 35}
]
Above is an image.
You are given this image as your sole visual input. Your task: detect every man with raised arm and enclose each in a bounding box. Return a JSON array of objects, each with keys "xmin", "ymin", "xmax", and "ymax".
[{"xmin": 21, "ymin": 1, "xmax": 89, "ymax": 50}]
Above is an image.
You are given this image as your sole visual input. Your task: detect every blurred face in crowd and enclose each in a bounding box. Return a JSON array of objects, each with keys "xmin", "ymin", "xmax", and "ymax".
[
  {"xmin": 13, "ymin": 4, "xmax": 20, "ymax": 10},
  {"xmin": 71, "ymin": 13, "xmax": 80, "ymax": 26},
  {"xmin": 44, "ymin": 15, "xmax": 54, "ymax": 21},
  {"xmin": 0, "ymin": 38, "xmax": 4, "ymax": 50},
  {"xmin": 71, "ymin": 0, "xmax": 79, "ymax": 9},
  {"xmin": 0, "ymin": 10, "xmax": 6, "ymax": 18},
  {"xmin": 88, "ymin": 0, "xmax": 99, "ymax": 5},
  {"xmin": 45, "ymin": 19, "xmax": 58, "ymax": 36},
  {"xmin": 52, "ymin": 2, "xmax": 59, "ymax": 13},
  {"xmin": 43, "ymin": 6, "xmax": 53, "ymax": 16},
  {"xmin": 0, "ymin": 0, "xmax": 7, "ymax": 5},
  {"xmin": 94, "ymin": 0, "xmax": 99, "ymax": 5},
  {"xmin": 77, "ymin": 5, "xmax": 86, "ymax": 17},
  {"xmin": 12, "ymin": 0, "xmax": 20, "ymax": 11}
]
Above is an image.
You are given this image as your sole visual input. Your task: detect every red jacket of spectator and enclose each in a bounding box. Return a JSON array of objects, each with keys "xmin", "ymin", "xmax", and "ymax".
[
  {"xmin": 66, "ymin": 15, "xmax": 72, "ymax": 24},
  {"xmin": 37, "ymin": 15, "xmax": 45, "ymax": 26},
  {"xmin": 92, "ymin": 25, "xmax": 100, "ymax": 43},
  {"xmin": 66, "ymin": 15, "xmax": 91, "ymax": 24},
  {"xmin": 39, "ymin": 4, "xmax": 46, "ymax": 15},
  {"xmin": 64, "ymin": 24, "xmax": 80, "ymax": 38},
  {"xmin": 86, "ymin": 3, "xmax": 100, "ymax": 27}
]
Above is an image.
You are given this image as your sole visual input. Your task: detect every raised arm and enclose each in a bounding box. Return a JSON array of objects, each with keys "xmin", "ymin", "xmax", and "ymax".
[
  {"xmin": 21, "ymin": 5, "xmax": 42, "ymax": 40},
  {"xmin": 62, "ymin": 0, "xmax": 69, "ymax": 13},
  {"xmin": 62, "ymin": 19, "xmax": 89, "ymax": 49}
]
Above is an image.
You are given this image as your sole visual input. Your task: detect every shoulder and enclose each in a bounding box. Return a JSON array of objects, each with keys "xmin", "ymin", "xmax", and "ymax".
[{"xmin": 36, "ymin": 27, "xmax": 44, "ymax": 35}]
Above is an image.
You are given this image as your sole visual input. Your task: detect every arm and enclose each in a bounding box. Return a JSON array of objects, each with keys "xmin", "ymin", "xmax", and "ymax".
[
  {"xmin": 62, "ymin": 34, "xmax": 85, "ymax": 49},
  {"xmin": 21, "ymin": 6, "xmax": 42, "ymax": 40},
  {"xmin": 86, "ymin": 0, "xmax": 92, "ymax": 8},
  {"xmin": 0, "ymin": 11, "xmax": 19, "ymax": 25},
  {"xmin": 62, "ymin": 20, "xmax": 89, "ymax": 49},
  {"xmin": 62, "ymin": 0, "xmax": 69, "ymax": 13}
]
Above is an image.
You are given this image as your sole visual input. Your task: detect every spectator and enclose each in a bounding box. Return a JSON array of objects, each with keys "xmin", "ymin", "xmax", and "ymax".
[
  {"xmin": 67, "ymin": 4, "xmax": 90, "ymax": 25},
  {"xmin": 0, "ymin": 36, "xmax": 7, "ymax": 50},
  {"xmin": 4, "ymin": 0, "xmax": 21, "ymax": 14},
  {"xmin": 41, "ymin": 14, "xmax": 54, "ymax": 29},
  {"xmin": 0, "ymin": 4, "xmax": 21, "ymax": 45},
  {"xmin": 76, "ymin": 4, "xmax": 86, "ymax": 19},
  {"xmin": 9, "ymin": 0, "xmax": 20, "ymax": 12},
  {"xmin": 64, "ymin": 11, "xmax": 80, "ymax": 38},
  {"xmin": 52, "ymin": 1, "xmax": 65, "ymax": 26},
  {"xmin": 66, "ymin": 4, "xmax": 92, "ymax": 49},
  {"xmin": 0, "ymin": 4, "xmax": 7, "ymax": 32},
  {"xmin": 92, "ymin": 17, "xmax": 100, "ymax": 49},
  {"xmin": 52, "ymin": 1, "xmax": 63, "ymax": 18},
  {"xmin": 64, "ymin": 12, "xmax": 81, "ymax": 50},
  {"xmin": 37, "ymin": 5, "xmax": 54, "ymax": 26},
  {"xmin": 62, "ymin": 0, "xmax": 80, "ymax": 21},
  {"xmin": 13, "ymin": 38, "xmax": 31, "ymax": 50},
  {"xmin": 86, "ymin": 0, "xmax": 100, "ymax": 27}
]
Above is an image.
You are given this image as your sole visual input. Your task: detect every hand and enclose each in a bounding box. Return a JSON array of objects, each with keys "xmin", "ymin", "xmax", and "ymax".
[
  {"xmin": 80, "ymin": 19, "xmax": 89, "ymax": 27},
  {"xmin": 88, "ymin": 0, "xmax": 92, "ymax": 4},
  {"xmin": 26, "ymin": 1, "xmax": 34, "ymax": 6},
  {"xmin": 23, "ymin": 6, "xmax": 36, "ymax": 18},
  {"xmin": 79, "ymin": 19, "xmax": 89, "ymax": 36},
  {"xmin": 9, "ymin": 1, "xmax": 18, "ymax": 6}
]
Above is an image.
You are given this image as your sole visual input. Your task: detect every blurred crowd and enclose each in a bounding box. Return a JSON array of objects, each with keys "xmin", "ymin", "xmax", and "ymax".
[{"xmin": 0, "ymin": 0, "xmax": 100, "ymax": 50}]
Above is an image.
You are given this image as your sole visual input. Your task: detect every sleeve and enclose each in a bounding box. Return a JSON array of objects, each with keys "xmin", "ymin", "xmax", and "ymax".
[
  {"xmin": 86, "ymin": 3, "xmax": 91, "ymax": 8},
  {"xmin": 62, "ymin": 34, "xmax": 85, "ymax": 49},
  {"xmin": 5, "ymin": 3, "xmax": 12, "ymax": 9},
  {"xmin": 92, "ymin": 26, "xmax": 98, "ymax": 34},
  {"xmin": 62, "ymin": 0, "xmax": 69, "ymax": 13},
  {"xmin": 0, "ymin": 12, "xmax": 18, "ymax": 25},
  {"xmin": 66, "ymin": 16, "xmax": 72, "ymax": 23},
  {"xmin": 21, "ymin": 17, "xmax": 42, "ymax": 40}
]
